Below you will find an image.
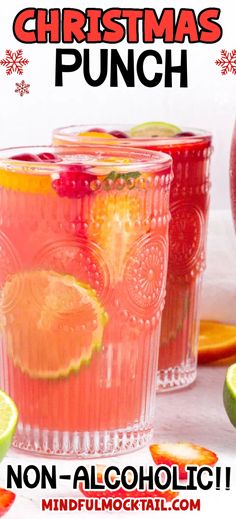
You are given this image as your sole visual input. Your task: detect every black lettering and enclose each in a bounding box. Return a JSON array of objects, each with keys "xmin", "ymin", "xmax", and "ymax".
[
  {"xmin": 165, "ymin": 49, "xmax": 188, "ymax": 87},
  {"xmin": 55, "ymin": 49, "xmax": 82, "ymax": 86},
  {"xmin": 110, "ymin": 49, "xmax": 135, "ymax": 87},
  {"xmin": 137, "ymin": 50, "xmax": 162, "ymax": 87},
  {"xmin": 73, "ymin": 466, "xmax": 90, "ymax": 490},
  {"xmin": 84, "ymin": 48, "xmax": 108, "ymax": 86}
]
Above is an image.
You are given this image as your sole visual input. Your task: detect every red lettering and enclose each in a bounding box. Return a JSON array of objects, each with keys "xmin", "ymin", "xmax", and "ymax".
[
  {"xmin": 103, "ymin": 9, "xmax": 125, "ymax": 43},
  {"xmin": 123, "ymin": 9, "xmax": 143, "ymax": 43},
  {"xmin": 86, "ymin": 9, "xmax": 102, "ymax": 43},
  {"xmin": 175, "ymin": 10, "xmax": 199, "ymax": 43},
  {"xmin": 63, "ymin": 9, "xmax": 86, "ymax": 43},
  {"xmin": 13, "ymin": 8, "xmax": 36, "ymax": 43},
  {"xmin": 41, "ymin": 499, "xmax": 52, "ymax": 511},
  {"xmin": 144, "ymin": 9, "xmax": 175, "ymax": 43},
  {"xmin": 37, "ymin": 9, "xmax": 60, "ymax": 43},
  {"xmin": 199, "ymin": 8, "xmax": 222, "ymax": 43}
]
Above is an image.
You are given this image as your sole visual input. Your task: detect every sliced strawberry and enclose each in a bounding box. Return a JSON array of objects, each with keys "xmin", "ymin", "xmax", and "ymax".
[
  {"xmin": 150, "ymin": 443, "xmax": 218, "ymax": 479},
  {"xmin": 0, "ymin": 489, "xmax": 16, "ymax": 517},
  {"xmin": 79, "ymin": 470, "xmax": 178, "ymax": 501}
]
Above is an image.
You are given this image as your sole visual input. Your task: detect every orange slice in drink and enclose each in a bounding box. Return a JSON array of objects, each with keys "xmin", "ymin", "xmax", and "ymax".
[
  {"xmin": 198, "ymin": 320, "xmax": 236, "ymax": 365},
  {"xmin": 0, "ymin": 159, "xmax": 55, "ymax": 195},
  {"xmin": 88, "ymin": 192, "xmax": 147, "ymax": 281},
  {"xmin": 0, "ymin": 270, "xmax": 107, "ymax": 379},
  {"xmin": 78, "ymin": 131, "xmax": 115, "ymax": 139}
]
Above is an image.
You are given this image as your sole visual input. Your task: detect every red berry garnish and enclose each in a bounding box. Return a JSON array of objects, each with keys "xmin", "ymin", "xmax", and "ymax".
[
  {"xmin": 37, "ymin": 152, "xmax": 61, "ymax": 162},
  {"xmin": 52, "ymin": 165, "xmax": 96, "ymax": 199},
  {"xmin": 10, "ymin": 153, "xmax": 41, "ymax": 162},
  {"xmin": 109, "ymin": 130, "xmax": 129, "ymax": 138},
  {"xmin": 88, "ymin": 128, "xmax": 106, "ymax": 133},
  {"xmin": 175, "ymin": 132, "xmax": 195, "ymax": 137}
]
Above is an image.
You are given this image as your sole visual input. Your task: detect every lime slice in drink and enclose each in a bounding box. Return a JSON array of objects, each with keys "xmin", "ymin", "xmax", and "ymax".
[
  {"xmin": 223, "ymin": 363, "xmax": 236, "ymax": 427},
  {"xmin": 0, "ymin": 390, "xmax": 18, "ymax": 461},
  {"xmin": 129, "ymin": 122, "xmax": 181, "ymax": 138},
  {"xmin": 1, "ymin": 271, "xmax": 107, "ymax": 379}
]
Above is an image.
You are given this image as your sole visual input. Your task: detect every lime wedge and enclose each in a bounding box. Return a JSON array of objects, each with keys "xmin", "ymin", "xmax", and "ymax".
[
  {"xmin": 1, "ymin": 271, "xmax": 108, "ymax": 379},
  {"xmin": 129, "ymin": 122, "xmax": 181, "ymax": 138},
  {"xmin": 0, "ymin": 390, "xmax": 18, "ymax": 461},
  {"xmin": 223, "ymin": 363, "xmax": 236, "ymax": 427}
]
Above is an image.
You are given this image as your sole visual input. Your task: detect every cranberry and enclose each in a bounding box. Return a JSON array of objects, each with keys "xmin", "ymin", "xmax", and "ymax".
[
  {"xmin": 88, "ymin": 128, "xmax": 106, "ymax": 133},
  {"xmin": 37, "ymin": 152, "xmax": 61, "ymax": 162},
  {"xmin": 109, "ymin": 130, "xmax": 129, "ymax": 138},
  {"xmin": 10, "ymin": 153, "xmax": 41, "ymax": 162},
  {"xmin": 52, "ymin": 164, "xmax": 96, "ymax": 199},
  {"xmin": 175, "ymin": 132, "xmax": 195, "ymax": 137}
]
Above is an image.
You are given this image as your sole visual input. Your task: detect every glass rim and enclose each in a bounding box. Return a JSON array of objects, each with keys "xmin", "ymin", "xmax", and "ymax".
[
  {"xmin": 0, "ymin": 144, "xmax": 172, "ymax": 176},
  {"xmin": 53, "ymin": 124, "xmax": 212, "ymax": 146}
]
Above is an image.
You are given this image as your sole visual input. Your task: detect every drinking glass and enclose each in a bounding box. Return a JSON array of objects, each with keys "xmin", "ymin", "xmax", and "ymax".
[
  {"xmin": 0, "ymin": 144, "xmax": 172, "ymax": 456},
  {"xmin": 53, "ymin": 125, "xmax": 212, "ymax": 391}
]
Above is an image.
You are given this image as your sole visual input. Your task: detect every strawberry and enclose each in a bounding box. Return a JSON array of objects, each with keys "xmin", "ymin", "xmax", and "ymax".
[
  {"xmin": 149, "ymin": 443, "xmax": 218, "ymax": 479},
  {"xmin": 0, "ymin": 489, "xmax": 16, "ymax": 517},
  {"xmin": 79, "ymin": 470, "xmax": 178, "ymax": 502}
]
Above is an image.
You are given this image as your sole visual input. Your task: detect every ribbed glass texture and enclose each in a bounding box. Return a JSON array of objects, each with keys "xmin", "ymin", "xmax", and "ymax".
[
  {"xmin": 53, "ymin": 127, "xmax": 212, "ymax": 391},
  {"xmin": 157, "ymin": 139, "xmax": 212, "ymax": 390},
  {"xmin": 0, "ymin": 148, "xmax": 172, "ymax": 456}
]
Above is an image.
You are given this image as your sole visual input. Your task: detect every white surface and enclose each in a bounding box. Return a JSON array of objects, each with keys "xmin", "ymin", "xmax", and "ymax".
[
  {"xmin": 1, "ymin": 367, "xmax": 235, "ymax": 517},
  {"xmin": 0, "ymin": 0, "xmax": 235, "ymax": 209}
]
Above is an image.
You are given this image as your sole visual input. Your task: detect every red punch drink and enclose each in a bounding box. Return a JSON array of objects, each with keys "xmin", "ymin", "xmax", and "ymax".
[
  {"xmin": 0, "ymin": 144, "xmax": 172, "ymax": 456},
  {"xmin": 53, "ymin": 123, "xmax": 212, "ymax": 391}
]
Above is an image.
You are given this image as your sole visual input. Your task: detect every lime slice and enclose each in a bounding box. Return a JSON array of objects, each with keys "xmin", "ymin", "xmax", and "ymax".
[
  {"xmin": 1, "ymin": 271, "xmax": 108, "ymax": 379},
  {"xmin": 129, "ymin": 122, "xmax": 181, "ymax": 138},
  {"xmin": 0, "ymin": 390, "xmax": 18, "ymax": 461},
  {"xmin": 223, "ymin": 363, "xmax": 236, "ymax": 427}
]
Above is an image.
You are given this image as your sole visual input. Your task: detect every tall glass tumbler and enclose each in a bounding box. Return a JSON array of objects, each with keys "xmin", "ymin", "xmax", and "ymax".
[
  {"xmin": 230, "ymin": 120, "xmax": 236, "ymax": 231},
  {"xmin": 53, "ymin": 126, "xmax": 212, "ymax": 391},
  {"xmin": 0, "ymin": 145, "xmax": 172, "ymax": 456}
]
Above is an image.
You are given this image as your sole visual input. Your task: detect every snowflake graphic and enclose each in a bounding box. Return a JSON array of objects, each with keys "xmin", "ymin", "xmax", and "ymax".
[
  {"xmin": 0, "ymin": 49, "xmax": 29, "ymax": 76},
  {"xmin": 15, "ymin": 80, "xmax": 30, "ymax": 97},
  {"xmin": 215, "ymin": 49, "xmax": 236, "ymax": 75}
]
